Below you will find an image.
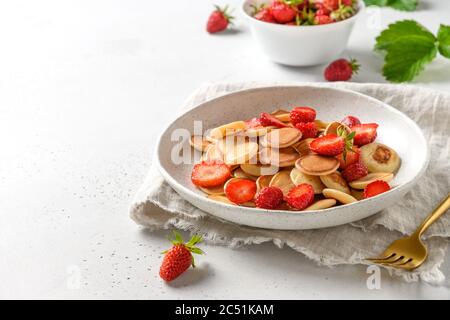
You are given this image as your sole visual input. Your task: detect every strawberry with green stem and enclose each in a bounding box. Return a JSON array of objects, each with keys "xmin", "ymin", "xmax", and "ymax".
[
  {"xmin": 207, "ymin": 5, "xmax": 234, "ymax": 34},
  {"xmin": 159, "ymin": 231, "xmax": 204, "ymax": 282}
]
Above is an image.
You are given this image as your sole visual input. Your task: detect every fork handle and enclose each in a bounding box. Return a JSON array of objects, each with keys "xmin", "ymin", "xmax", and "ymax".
[{"xmin": 414, "ymin": 193, "xmax": 450, "ymax": 238}]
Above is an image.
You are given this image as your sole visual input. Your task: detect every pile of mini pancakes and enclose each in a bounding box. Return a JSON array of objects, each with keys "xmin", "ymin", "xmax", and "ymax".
[{"xmin": 189, "ymin": 109, "xmax": 401, "ymax": 211}]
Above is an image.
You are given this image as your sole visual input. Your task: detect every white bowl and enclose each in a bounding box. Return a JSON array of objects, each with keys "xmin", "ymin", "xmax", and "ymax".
[
  {"xmin": 156, "ymin": 86, "xmax": 429, "ymax": 230},
  {"xmin": 241, "ymin": 0, "xmax": 364, "ymax": 66}
]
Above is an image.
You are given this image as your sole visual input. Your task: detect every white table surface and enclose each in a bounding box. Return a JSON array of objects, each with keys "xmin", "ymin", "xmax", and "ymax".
[{"xmin": 1, "ymin": 0, "xmax": 450, "ymax": 300}]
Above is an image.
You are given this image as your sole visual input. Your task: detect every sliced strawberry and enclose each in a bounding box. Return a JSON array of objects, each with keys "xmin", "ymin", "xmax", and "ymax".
[
  {"xmin": 191, "ymin": 161, "xmax": 231, "ymax": 188},
  {"xmin": 351, "ymin": 123, "xmax": 379, "ymax": 146},
  {"xmin": 255, "ymin": 186, "xmax": 284, "ymax": 209},
  {"xmin": 245, "ymin": 117, "xmax": 262, "ymax": 128},
  {"xmin": 224, "ymin": 179, "xmax": 257, "ymax": 204},
  {"xmin": 341, "ymin": 115, "xmax": 361, "ymax": 128},
  {"xmin": 285, "ymin": 184, "xmax": 315, "ymax": 210},
  {"xmin": 290, "ymin": 107, "xmax": 316, "ymax": 125},
  {"xmin": 295, "ymin": 121, "xmax": 318, "ymax": 139},
  {"xmin": 309, "ymin": 134, "xmax": 345, "ymax": 156},
  {"xmin": 342, "ymin": 161, "xmax": 368, "ymax": 182},
  {"xmin": 336, "ymin": 146, "xmax": 360, "ymax": 170},
  {"xmin": 363, "ymin": 180, "xmax": 391, "ymax": 199},
  {"xmin": 260, "ymin": 112, "xmax": 288, "ymax": 128}
]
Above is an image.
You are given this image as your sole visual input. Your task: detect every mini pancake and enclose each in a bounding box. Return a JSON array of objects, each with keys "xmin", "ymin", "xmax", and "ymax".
[
  {"xmin": 207, "ymin": 121, "xmax": 246, "ymax": 141},
  {"xmin": 304, "ymin": 199, "xmax": 337, "ymax": 211},
  {"xmin": 233, "ymin": 168, "xmax": 258, "ymax": 181},
  {"xmin": 207, "ymin": 194, "xmax": 235, "ymax": 205},
  {"xmin": 259, "ymin": 147, "xmax": 301, "ymax": 167},
  {"xmin": 322, "ymin": 188, "xmax": 357, "ymax": 204},
  {"xmin": 217, "ymin": 136, "xmax": 259, "ymax": 165},
  {"xmin": 240, "ymin": 163, "xmax": 279, "ymax": 177},
  {"xmin": 245, "ymin": 126, "xmax": 275, "ymax": 137},
  {"xmin": 292, "ymin": 138, "xmax": 314, "ymax": 157},
  {"xmin": 271, "ymin": 109, "xmax": 291, "ymax": 122},
  {"xmin": 295, "ymin": 154, "xmax": 340, "ymax": 176},
  {"xmin": 269, "ymin": 170, "xmax": 295, "ymax": 196},
  {"xmin": 260, "ymin": 128, "xmax": 302, "ymax": 148},
  {"xmin": 324, "ymin": 121, "xmax": 351, "ymax": 136},
  {"xmin": 350, "ymin": 189, "xmax": 364, "ymax": 201},
  {"xmin": 240, "ymin": 201, "xmax": 256, "ymax": 208},
  {"xmin": 199, "ymin": 184, "xmax": 225, "ymax": 195},
  {"xmin": 349, "ymin": 172, "xmax": 394, "ymax": 190},
  {"xmin": 190, "ymin": 135, "xmax": 211, "ymax": 152},
  {"xmin": 290, "ymin": 168, "xmax": 325, "ymax": 194},
  {"xmin": 201, "ymin": 144, "xmax": 223, "ymax": 162},
  {"xmin": 360, "ymin": 143, "xmax": 401, "ymax": 174},
  {"xmin": 256, "ymin": 175, "xmax": 274, "ymax": 193},
  {"xmin": 320, "ymin": 172, "xmax": 351, "ymax": 194},
  {"xmin": 315, "ymin": 119, "xmax": 329, "ymax": 130}
]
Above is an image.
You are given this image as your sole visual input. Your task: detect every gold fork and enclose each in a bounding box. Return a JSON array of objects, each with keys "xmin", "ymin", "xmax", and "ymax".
[{"xmin": 366, "ymin": 193, "xmax": 450, "ymax": 270}]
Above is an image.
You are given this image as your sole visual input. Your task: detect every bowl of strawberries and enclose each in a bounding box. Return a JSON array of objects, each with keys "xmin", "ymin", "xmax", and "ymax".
[{"xmin": 242, "ymin": 0, "xmax": 364, "ymax": 66}]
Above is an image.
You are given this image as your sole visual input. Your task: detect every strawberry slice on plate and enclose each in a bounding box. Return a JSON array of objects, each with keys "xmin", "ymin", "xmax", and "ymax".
[
  {"xmin": 290, "ymin": 107, "xmax": 316, "ymax": 125},
  {"xmin": 224, "ymin": 178, "xmax": 257, "ymax": 204},
  {"xmin": 260, "ymin": 112, "xmax": 288, "ymax": 128},
  {"xmin": 363, "ymin": 180, "xmax": 391, "ymax": 199},
  {"xmin": 309, "ymin": 134, "xmax": 345, "ymax": 156},
  {"xmin": 351, "ymin": 123, "xmax": 378, "ymax": 146},
  {"xmin": 336, "ymin": 145, "xmax": 360, "ymax": 170},
  {"xmin": 245, "ymin": 117, "xmax": 262, "ymax": 128},
  {"xmin": 285, "ymin": 184, "xmax": 315, "ymax": 210},
  {"xmin": 191, "ymin": 161, "xmax": 231, "ymax": 188}
]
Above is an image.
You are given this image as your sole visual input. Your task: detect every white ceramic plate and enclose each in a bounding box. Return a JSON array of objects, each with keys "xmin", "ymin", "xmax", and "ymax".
[{"xmin": 156, "ymin": 86, "xmax": 429, "ymax": 230}]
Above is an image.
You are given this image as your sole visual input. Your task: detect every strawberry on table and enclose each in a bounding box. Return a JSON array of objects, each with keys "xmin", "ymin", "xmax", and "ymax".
[
  {"xmin": 295, "ymin": 121, "xmax": 318, "ymax": 138},
  {"xmin": 206, "ymin": 5, "xmax": 234, "ymax": 34},
  {"xmin": 351, "ymin": 123, "xmax": 378, "ymax": 146},
  {"xmin": 191, "ymin": 161, "xmax": 231, "ymax": 188},
  {"xmin": 225, "ymin": 178, "xmax": 257, "ymax": 204},
  {"xmin": 285, "ymin": 184, "xmax": 315, "ymax": 210},
  {"xmin": 363, "ymin": 180, "xmax": 391, "ymax": 199},
  {"xmin": 159, "ymin": 232, "xmax": 204, "ymax": 282},
  {"xmin": 290, "ymin": 106, "xmax": 317, "ymax": 125},
  {"xmin": 340, "ymin": 115, "xmax": 361, "ymax": 128},
  {"xmin": 270, "ymin": 1, "xmax": 297, "ymax": 24},
  {"xmin": 342, "ymin": 161, "xmax": 368, "ymax": 182},
  {"xmin": 255, "ymin": 186, "xmax": 284, "ymax": 209},
  {"xmin": 260, "ymin": 112, "xmax": 288, "ymax": 128},
  {"xmin": 309, "ymin": 134, "xmax": 345, "ymax": 156},
  {"xmin": 324, "ymin": 58, "xmax": 360, "ymax": 82}
]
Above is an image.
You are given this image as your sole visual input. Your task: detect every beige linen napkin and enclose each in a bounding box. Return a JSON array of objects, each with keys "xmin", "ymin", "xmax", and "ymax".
[{"xmin": 131, "ymin": 82, "xmax": 450, "ymax": 284}]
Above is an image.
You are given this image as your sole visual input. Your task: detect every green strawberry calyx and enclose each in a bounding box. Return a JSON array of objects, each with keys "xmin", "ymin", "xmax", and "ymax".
[{"xmin": 162, "ymin": 231, "xmax": 204, "ymax": 267}]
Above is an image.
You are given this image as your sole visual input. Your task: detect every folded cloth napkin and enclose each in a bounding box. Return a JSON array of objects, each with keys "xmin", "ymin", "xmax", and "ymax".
[{"xmin": 130, "ymin": 82, "xmax": 450, "ymax": 284}]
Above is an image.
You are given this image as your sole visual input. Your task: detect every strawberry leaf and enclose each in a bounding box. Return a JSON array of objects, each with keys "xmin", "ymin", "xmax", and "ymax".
[
  {"xmin": 364, "ymin": 0, "xmax": 418, "ymax": 11},
  {"xmin": 437, "ymin": 24, "xmax": 450, "ymax": 59},
  {"xmin": 375, "ymin": 20, "xmax": 435, "ymax": 51}
]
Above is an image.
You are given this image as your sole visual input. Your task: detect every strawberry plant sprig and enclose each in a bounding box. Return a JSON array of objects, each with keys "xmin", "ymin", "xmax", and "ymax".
[
  {"xmin": 337, "ymin": 125, "xmax": 356, "ymax": 162},
  {"xmin": 375, "ymin": 20, "xmax": 450, "ymax": 83},
  {"xmin": 363, "ymin": 0, "xmax": 418, "ymax": 11}
]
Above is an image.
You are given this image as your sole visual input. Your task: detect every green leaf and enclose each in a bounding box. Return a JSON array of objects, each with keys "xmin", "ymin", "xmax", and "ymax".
[
  {"xmin": 363, "ymin": 0, "xmax": 417, "ymax": 11},
  {"xmin": 387, "ymin": 0, "xmax": 418, "ymax": 11},
  {"xmin": 437, "ymin": 24, "xmax": 450, "ymax": 59},
  {"xmin": 375, "ymin": 20, "xmax": 435, "ymax": 51},
  {"xmin": 382, "ymin": 36, "xmax": 437, "ymax": 82}
]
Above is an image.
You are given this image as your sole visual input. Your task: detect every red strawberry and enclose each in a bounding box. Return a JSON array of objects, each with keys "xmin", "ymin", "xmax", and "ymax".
[
  {"xmin": 324, "ymin": 59, "xmax": 360, "ymax": 81},
  {"xmin": 254, "ymin": 8, "xmax": 276, "ymax": 23},
  {"xmin": 342, "ymin": 161, "xmax": 368, "ymax": 182},
  {"xmin": 336, "ymin": 145, "xmax": 360, "ymax": 170},
  {"xmin": 225, "ymin": 178, "xmax": 257, "ymax": 204},
  {"xmin": 255, "ymin": 186, "xmax": 284, "ymax": 209},
  {"xmin": 316, "ymin": 8, "xmax": 330, "ymax": 16},
  {"xmin": 295, "ymin": 121, "xmax": 318, "ymax": 138},
  {"xmin": 351, "ymin": 123, "xmax": 378, "ymax": 146},
  {"xmin": 322, "ymin": 0, "xmax": 340, "ymax": 10},
  {"xmin": 206, "ymin": 5, "xmax": 234, "ymax": 34},
  {"xmin": 285, "ymin": 184, "xmax": 315, "ymax": 210},
  {"xmin": 314, "ymin": 2, "xmax": 331, "ymax": 14},
  {"xmin": 159, "ymin": 232, "xmax": 204, "ymax": 282},
  {"xmin": 341, "ymin": 115, "xmax": 361, "ymax": 128},
  {"xmin": 342, "ymin": 0, "xmax": 353, "ymax": 6},
  {"xmin": 309, "ymin": 134, "xmax": 345, "ymax": 156},
  {"xmin": 270, "ymin": 1, "xmax": 297, "ymax": 23},
  {"xmin": 260, "ymin": 112, "xmax": 288, "ymax": 128},
  {"xmin": 315, "ymin": 14, "xmax": 333, "ymax": 25},
  {"xmin": 363, "ymin": 180, "xmax": 391, "ymax": 199},
  {"xmin": 191, "ymin": 161, "xmax": 231, "ymax": 188},
  {"xmin": 245, "ymin": 117, "xmax": 262, "ymax": 128},
  {"xmin": 290, "ymin": 106, "xmax": 316, "ymax": 125}
]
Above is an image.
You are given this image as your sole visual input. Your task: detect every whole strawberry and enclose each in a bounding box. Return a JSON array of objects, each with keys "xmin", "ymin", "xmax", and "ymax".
[
  {"xmin": 159, "ymin": 232, "xmax": 204, "ymax": 282},
  {"xmin": 324, "ymin": 58, "xmax": 359, "ymax": 81},
  {"xmin": 270, "ymin": 1, "xmax": 297, "ymax": 24},
  {"xmin": 207, "ymin": 5, "xmax": 234, "ymax": 34}
]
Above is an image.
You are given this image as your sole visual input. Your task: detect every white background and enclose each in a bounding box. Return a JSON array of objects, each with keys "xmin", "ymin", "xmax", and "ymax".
[{"xmin": 1, "ymin": 0, "xmax": 450, "ymax": 299}]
